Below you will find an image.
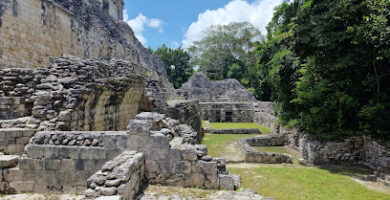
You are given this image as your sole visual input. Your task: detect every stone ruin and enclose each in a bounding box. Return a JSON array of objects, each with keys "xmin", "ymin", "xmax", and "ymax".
[
  {"xmin": 175, "ymin": 72, "xmax": 275, "ymax": 125},
  {"xmin": 0, "ymin": 0, "xmax": 249, "ymax": 199},
  {"xmin": 0, "ymin": 0, "xmax": 389, "ymax": 199}
]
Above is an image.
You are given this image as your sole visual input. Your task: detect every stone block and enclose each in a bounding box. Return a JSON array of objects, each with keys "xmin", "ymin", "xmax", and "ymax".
[
  {"xmin": 80, "ymin": 147, "xmax": 107, "ymax": 160},
  {"xmin": 0, "ymin": 155, "xmax": 19, "ymax": 168},
  {"xmin": 151, "ymin": 149, "xmax": 169, "ymax": 160},
  {"xmin": 145, "ymin": 160, "xmax": 159, "ymax": 173},
  {"xmin": 153, "ymin": 135, "xmax": 170, "ymax": 148},
  {"xmin": 9, "ymin": 181, "xmax": 34, "ymax": 193},
  {"xmin": 22, "ymin": 129, "xmax": 37, "ymax": 137},
  {"xmin": 3, "ymin": 168, "xmax": 23, "ymax": 181},
  {"xmin": 106, "ymin": 148, "xmax": 123, "ymax": 160},
  {"xmin": 43, "ymin": 146, "xmax": 60, "ymax": 159},
  {"xmin": 128, "ymin": 135, "xmax": 154, "ymax": 149},
  {"xmin": 26, "ymin": 145, "xmax": 44, "ymax": 159},
  {"xmin": 219, "ymin": 174, "xmax": 235, "ymax": 190},
  {"xmin": 16, "ymin": 137, "xmax": 30, "ymax": 145},
  {"xmin": 182, "ymin": 149, "xmax": 197, "ymax": 161},
  {"xmin": 184, "ymin": 173, "xmax": 205, "ymax": 187},
  {"xmin": 128, "ymin": 120, "xmax": 152, "ymax": 135},
  {"xmin": 176, "ymin": 161, "xmax": 191, "ymax": 174},
  {"xmin": 45, "ymin": 159, "xmax": 61, "ymax": 170},
  {"xmin": 101, "ymin": 187, "xmax": 117, "ymax": 196},
  {"xmin": 169, "ymin": 148, "xmax": 182, "ymax": 162},
  {"xmin": 103, "ymin": 136, "xmax": 116, "ymax": 148},
  {"xmin": 205, "ymin": 174, "xmax": 219, "ymax": 189},
  {"xmin": 197, "ymin": 161, "xmax": 218, "ymax": 175},
  {"xmin": 115, "ymin": 135, "xmax": 129, "ymax": 149}
]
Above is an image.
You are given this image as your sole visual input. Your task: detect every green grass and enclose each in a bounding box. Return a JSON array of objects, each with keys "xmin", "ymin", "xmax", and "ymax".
[
  {"xmin": 228, "ymin": 164, "xmax": 390, "ymax": 200},
  {"xmin": 208, "ymin": 122, "xmax": 270, "ymax": 134},
  {"xmin": 254, "ymin": 146, "xmax": 290, "ymax": 154},
  {"xmin": 200, "ymin": 134, "xmax": 390, "ymax": 200},
  {"xmin": 201, "ymin": 134, "xmax": 258, "ymax": 158}
]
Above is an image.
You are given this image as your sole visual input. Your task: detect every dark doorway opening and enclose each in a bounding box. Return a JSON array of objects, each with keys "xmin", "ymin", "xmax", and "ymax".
[
  {"xmin": 225, "ymin": 112, "xmax": 232, "ymax": 122},
  {"xmin": 216, "ymin": 111, "xmax": 221, "ymax": 122}
]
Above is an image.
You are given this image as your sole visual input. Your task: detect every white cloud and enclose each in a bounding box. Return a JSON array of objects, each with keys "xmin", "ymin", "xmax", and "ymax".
[
  {"xmin": 182, "ymin": 0, "xmax": 283, "ymax": 48},
  {"xmin": 171, "ymin": 41, "xmax": 180, "ymax": 49},
  {"xmin": 123, "ymin": 10, "xmax": 164, "ymax": 45}
]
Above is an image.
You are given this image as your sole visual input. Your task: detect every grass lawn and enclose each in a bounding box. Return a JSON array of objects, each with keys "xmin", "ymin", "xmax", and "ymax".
[
  {"xmin": 228, "ymin": 164, "xmax": 390, "ymax": 200},
  {"xmin": 201, "ymin": 134, "xmax": 258, "ymax": 159},
  {"xmin": 201, "ymin": 134, "xmax": 390, "ymax": 200},
  {"xmin": 208, "ymin": 122, "xmax": 271, "ymax": 134}
]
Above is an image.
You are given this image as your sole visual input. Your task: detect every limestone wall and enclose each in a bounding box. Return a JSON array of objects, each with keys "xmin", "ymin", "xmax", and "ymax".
[
  {"xmin": 0, "ymin": 56, "xmax": 146, "ymax": 132},
  {"xmin": 200, "ymin": 102, "xmax": 255, "ymax": 123},
  {"xmin": 0, "ymin": 112, "xmax": 241, "ymax": 196},
  {"xmin": 127, "ymin": 113, "xmax": 240, "ymax": 190},
  {"xmin": 253, "ymin": 102, "xmax": 278, "ymax": 134},
  {"xmin": 238, "ymin": 134, "xmax": 292, "ymax": 164},
  {"xmin": 0, "ymin": 0, "xmax": 173, "ymax": 93},
  {"xmin": 291, "ymin": 133, "xmax": 390, "ymax": 173},
  {"xmin": 0, "ymin": 97, "xmax": 30, "ymax": 119},
  {"xmin": 0, "ymin": 128, "xmax": 36, "ymax": 155},
  {"xmin": 175, "ymin": 72, "xmax": 257, "ymax": 102}
]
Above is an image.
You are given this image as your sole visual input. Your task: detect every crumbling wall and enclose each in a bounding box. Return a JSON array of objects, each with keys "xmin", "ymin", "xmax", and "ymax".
[
  {"xmin": 200, "ymin": 102, "xmax": 255, "ymax": 123},
  {"xmin": 127, "ymin": 113, "xmax": 240, "ymax": 190},
  {"xmin": 175, "ymin": 72, "xmax": 256, "ymax": 102},
  {"xmin": 0, "ymin": 112, "xmax": 241, "ymax": 196},
  {"xmin": 254, "ymin": 102, "xmax": 278, "ymax": 134},
  {"xmin": 0, "ymin": 0, "xmax": 173, "ymax": 93},
  {"xmin": 85, "ymin": 150, "xmax": 145, "ymax": 199},
  {"xmin": 238, "ymin": 134, "xmax": 292, "ymax": 164},
  {"xmin": 0, "ymin": 56, "xmax": 146, "ymax": 132}
]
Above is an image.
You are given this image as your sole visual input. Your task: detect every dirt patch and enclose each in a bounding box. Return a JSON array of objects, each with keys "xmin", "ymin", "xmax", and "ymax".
[
  {"xmin": 352, "ymin": 177, "xmax": 390, "ymax": 194},
  {"xmin": 224, "ymin": 140, "xmax": 245, "ymax": 163}
]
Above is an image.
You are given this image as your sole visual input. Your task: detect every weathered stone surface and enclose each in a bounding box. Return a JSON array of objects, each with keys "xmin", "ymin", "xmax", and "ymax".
[
  {"xmin": 0, "ymin": 155, "xmax": 19, "ymax": 168},
  {"xmin": 85, "ymin": 151, "xmax": 145, "ymax": 199},
  {"xmin": 238, "ymin": 135, "xmax": 293, "ymax": 164}
]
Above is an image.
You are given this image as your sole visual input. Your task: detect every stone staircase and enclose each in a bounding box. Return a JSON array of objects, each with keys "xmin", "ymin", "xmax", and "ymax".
[
  {"xmin": 0, "ymin": 154, "xmax": 33, "ymax": 194},
  {"xmin": 0, "ymin": 97, "xmax": 39, "ymax": 155}
]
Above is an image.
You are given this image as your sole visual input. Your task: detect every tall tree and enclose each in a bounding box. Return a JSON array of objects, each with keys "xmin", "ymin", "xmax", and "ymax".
[
  {"xmin": 188, "ymin": 22, "xmax": 263, "ymax": 98},
  {"xmin": 291, "ymin": 0, "xmax": 390, "ymax": 139},
  {"xmin": 153, "ymin": 45, "xmax": 194, "ymax": 88}
]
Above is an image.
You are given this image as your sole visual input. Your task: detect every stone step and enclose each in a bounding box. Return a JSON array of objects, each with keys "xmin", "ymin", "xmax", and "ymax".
[
  {"xmin": 0, "ymin": 155, "xmax": 20, "ymax": 168},
  {"xmin": 95, "ymin": 196, "xmax": 122, "ymax": 200},
  {"xmin": 0, "ymin": 128, "xmax": 37, "ymax": 138},
  {"xmin": 0, "ymin": 128, "xmax": 37, "ymax": 155},
  {"xmin": 0, "ymin": 117, "xmax": 39, "ymax": 129}
]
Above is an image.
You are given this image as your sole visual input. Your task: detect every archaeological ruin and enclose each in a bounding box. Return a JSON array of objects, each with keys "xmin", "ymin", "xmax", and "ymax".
[{"xmin": 0, "ymin": 0, "xmax": 389, "ymax": 199}]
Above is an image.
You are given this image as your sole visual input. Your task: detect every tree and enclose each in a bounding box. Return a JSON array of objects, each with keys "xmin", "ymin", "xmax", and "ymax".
[
  {"xmin": 153, "ymin": 45, "xmax": 194, "ymax": 88},
  {"xmin": 256, "ymin": 0, "xmax": 390, "ymax": 140},
  {"xmin": 291, "ymin": 0, "xmax": 390, "ymax": 139},
  {"xmin": 188, "ymin": 22, "xmax": 263, "ymax": 98}
]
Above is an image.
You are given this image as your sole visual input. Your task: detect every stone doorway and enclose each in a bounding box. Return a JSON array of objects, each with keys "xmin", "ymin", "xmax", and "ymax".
[{"xmin": 225, "ymin": 112, "xmax": 232, "ymax": 122}]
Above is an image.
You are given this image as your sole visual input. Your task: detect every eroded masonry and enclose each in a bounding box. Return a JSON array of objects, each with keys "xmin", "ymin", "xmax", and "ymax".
[
  {"xmin": 0, "ymin": 0, "xmax": 242, "ymax": 199},
  {"xmin": 0, "ymin": 0, "xmax": 389, "ymax": 199}
]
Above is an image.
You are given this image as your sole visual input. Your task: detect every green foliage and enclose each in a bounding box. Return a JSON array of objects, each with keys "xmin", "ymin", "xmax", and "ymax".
[
  {"xmin": 255, "ymin": 0, "xmax": 390, "ymax": 140},
  {"xmin": 188, "ymin": 22, "xmax": 264, "ymax": 98},
  {"xmin": 153, "ymin": 44, "xmax": 194, "ymax": 88},
  {"xmin": 291, "ymin": 0, "xmax": 390, "ymax": 139}
]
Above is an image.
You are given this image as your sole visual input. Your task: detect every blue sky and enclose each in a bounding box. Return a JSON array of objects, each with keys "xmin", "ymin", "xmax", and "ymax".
[{"xmin": 123, "ymin": 0, "xmax": 283, "ymax": 49}]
